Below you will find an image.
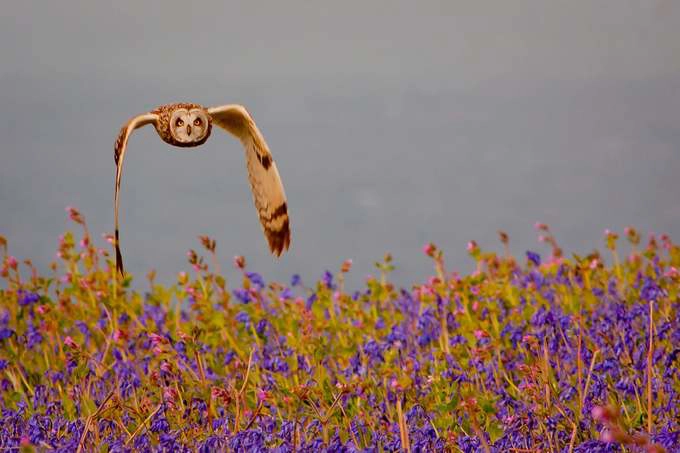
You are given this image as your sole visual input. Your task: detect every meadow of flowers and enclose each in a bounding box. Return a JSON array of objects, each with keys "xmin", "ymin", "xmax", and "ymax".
[{"xmin": 0, "ymin": 208, "xmax": 678, "ymax": 452}]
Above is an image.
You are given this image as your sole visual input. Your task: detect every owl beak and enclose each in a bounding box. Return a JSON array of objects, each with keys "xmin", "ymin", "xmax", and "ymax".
[{"xmin": 186, "ymin": 125, "xmax": 192, "ymax": 136}]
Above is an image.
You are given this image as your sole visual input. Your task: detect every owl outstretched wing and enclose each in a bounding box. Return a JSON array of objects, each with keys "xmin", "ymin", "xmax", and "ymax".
[
  {"xmin": 207, "ymin": 104, "xmax": 290, "ymax": 256},
  {"xmin": 113, "ymin": 112, "xmax": 158, "ymax": 275}
]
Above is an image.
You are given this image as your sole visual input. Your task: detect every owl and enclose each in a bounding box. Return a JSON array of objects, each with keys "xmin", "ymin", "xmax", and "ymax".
[{"xmin": 113, "ymin": 103, "xmax": 290, "ymax": 275}]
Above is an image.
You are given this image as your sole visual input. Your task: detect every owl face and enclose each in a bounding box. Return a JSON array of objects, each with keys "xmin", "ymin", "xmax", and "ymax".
[{"xmin": 168, "ymin": 107, "xmax": 211, "ymax": 144}]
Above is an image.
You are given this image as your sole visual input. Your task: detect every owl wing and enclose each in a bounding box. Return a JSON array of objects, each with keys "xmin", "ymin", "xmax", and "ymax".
[
  {"xmin": 113, "ymin": 112, "xmax": 158, "ymax": 275},
  {"xmin": 207, "ymin": 104, "xmax": 290, "ymax": 256}
]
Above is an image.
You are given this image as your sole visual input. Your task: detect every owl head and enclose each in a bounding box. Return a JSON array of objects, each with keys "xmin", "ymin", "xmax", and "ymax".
[{"xmin": 155, "ymin": 103, "xmax": 212, "ymax": 147}]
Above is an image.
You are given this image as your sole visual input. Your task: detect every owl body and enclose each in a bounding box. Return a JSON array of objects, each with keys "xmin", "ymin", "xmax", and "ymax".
[{"xmin": 112, "ymin": 101, "xmax": 291, "ymax": 275}]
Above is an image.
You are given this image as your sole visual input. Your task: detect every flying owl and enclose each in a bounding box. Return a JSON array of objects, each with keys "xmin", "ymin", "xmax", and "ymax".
[{"xmin": 113, "ymin": 102, "xmax": 290, "ymax": 275}]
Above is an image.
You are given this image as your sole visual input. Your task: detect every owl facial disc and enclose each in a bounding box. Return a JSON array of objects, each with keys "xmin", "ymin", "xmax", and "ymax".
[{"xmin": 169, "ymin": 108, "xmax": 210, "ymax": 144}]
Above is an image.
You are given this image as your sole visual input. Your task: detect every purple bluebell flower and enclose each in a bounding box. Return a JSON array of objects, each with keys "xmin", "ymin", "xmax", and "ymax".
[
  {"xmin": 27, "ymin": 323, "xmax": 44, "ymax": 349},
  {"xmin": 32, "ymin": 385, "xmax": 48, "ymax": 410},
  {"xmin": 133, "ymin": 433, "xmax": 151, "ymax": 451},
  {"xmin": 246, "ymin": 271, "xmax": 265, "ymax": 289},
  {"xmin": 18, "ymin": 290, "xmax": 40, "ymax": 306},
  {"xmin": 223, "ymin": 350, "xmax": 236, "ymax": 366},
  {"xmin": 199, "ymin": 436, "xmax": 226, "ymax": 453},
  {"xmin": 573, "ymin": 440, "xmax": 618, "ymax": 452},
  {"xmin": 297, "ymin": 354, "xmax": 311, "ymax": 374},
  {"xmin": 142, "ymin": 304, "xmax": 166, "ymax": 331},
  {"xmin": 228, "ymin": 430, "xmax": 265, "ymax": 451},
  {"xmin": 233, "ymin": 288, "xmax": 251, "ymax": 304},
  {"xmin": 640, "ymin": 277, "xmax": 662, "ymax": 302},
  {"xmin": 235, "ymin": 311, "xmax": 251, "ymax": 328},
  {"xmin": 96, "ymin": 310, "xmax": 109, "ymax": 330},
  {"xmin": 75, "ymin": 321, "xmax": 90, "ymax": 337},
  {"xmin": 263, "ymin": 355, "xmax": 289, "ymax": 373},
  {"xmin": 458, "ymin": 435, "xmax": 481, "ymax": 453},
  {"xmin": 150, "ymin": 410, "xmax": 170, "ymax": 433},
  {"xmin": 305, "ymin": 294, "xmax": 317, "ymax": 310},
  {"xmin": 526, "ymin": 250, "xmax": 541, "ymax": 266},
  {"xmin": 113, "ymin": 361, "xmax": 141, "ymax": 399},
  {"xmin": 0, "ymin": 326, "xmax": 14, "ymax": 340},
  {"xmin": 49, "ymin": 370, "xmax": 64, "ymax": 384},
  {"xmin": 363, "ymin": 339, "xmax": 384, "ymax": 364},
  {"xmin": 174, "ymin": 341, "xmax": 187, "ymax": 357},
  {"xmin": 417, "ymin": 308, "xmax": 440, "ymax": 347},
  {"xmin": 653, "ymin": 427, "xmax": 680, "ymax": 450},
  {"xmin": 159, "ymin": 432, "xmax": 181, "ymax": 450},
  {"xmin": 256, "ymin": 319, "xmax": 268, "ymax": 336},
  {"xmin": 386, "ymin": 324, "xmax": 408, "ymax": 345},
  {"xmin": 322, "ymin": 270, "xmax": 335, "ymax": 289},
  {"xmin": 279, "ymin": 287, "xmax": 293, "ymax": 300}
]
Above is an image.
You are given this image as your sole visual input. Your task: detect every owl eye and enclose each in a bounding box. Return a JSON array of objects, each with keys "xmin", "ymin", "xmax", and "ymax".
[
  {"xmin": 194, "ymin": 118, "xmax": 202, "ymax": 127},
  {"xmin": 175, "ymin": 118, "xmax": 184, "ymax": 127}
]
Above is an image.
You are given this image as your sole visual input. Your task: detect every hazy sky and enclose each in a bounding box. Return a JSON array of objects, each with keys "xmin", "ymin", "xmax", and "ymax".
[{"xmin": 1, "ymin": 1, "xmax": 679, "ymax": 289}]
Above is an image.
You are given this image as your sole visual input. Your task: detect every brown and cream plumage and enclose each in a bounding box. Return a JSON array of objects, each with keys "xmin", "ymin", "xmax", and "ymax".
[{"xmin": 113, "ymin": 103, "xmax": 290, "ymax": 275}]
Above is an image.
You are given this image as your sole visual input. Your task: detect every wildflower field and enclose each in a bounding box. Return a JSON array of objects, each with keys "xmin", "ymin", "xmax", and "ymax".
[{"xmin": 0, "ymin": 209, "xmax": 678, "ymax": 452}]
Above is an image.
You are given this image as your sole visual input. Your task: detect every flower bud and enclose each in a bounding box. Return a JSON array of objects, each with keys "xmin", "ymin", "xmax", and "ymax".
[{"xmin": 341, "ymin": 259, "xmax": 353, "ymax": 273}]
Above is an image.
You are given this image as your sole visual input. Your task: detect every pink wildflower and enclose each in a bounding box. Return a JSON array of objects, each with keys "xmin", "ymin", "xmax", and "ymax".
[
  {"xmin": 257, "ymin": 389, "xmax": 270, "ymax": 401},
  {"xmin": 148, "ymin": 332, "xmax": 167, "ymax": 346},
  {"xmin": 591, "ymin": 406, "xmax": 608, "ymax": 422},
  {"xmin": 163, "ymin": 387, "xmax": 179, "ymax": 410},
  {"xmin": 113, "ymin": 329, "xmax": 128, "ymax": 342},
  {"xmin": 63, "ymin": 336, "xmax": 78, "ymax": 349},
  {"xmin": 600, "ymin": 429, "xmax": 615, "ymax": 443}
]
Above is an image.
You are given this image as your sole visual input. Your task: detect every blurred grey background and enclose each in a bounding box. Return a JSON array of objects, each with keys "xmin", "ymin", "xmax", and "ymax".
[{"xmin": 1, "ymin": 1, "xmax": 679, "ymax": 289}]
